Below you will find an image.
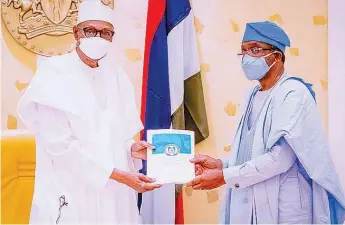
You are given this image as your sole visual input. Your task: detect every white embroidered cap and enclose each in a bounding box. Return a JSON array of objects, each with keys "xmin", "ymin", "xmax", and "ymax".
[{"xmin": 77, "ymin": 0, "xmax": 115, "ymax": 25}]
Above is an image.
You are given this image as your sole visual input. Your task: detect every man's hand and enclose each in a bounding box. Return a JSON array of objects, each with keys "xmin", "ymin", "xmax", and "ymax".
[
  {"xmin": 190, "ymin": 154, "xmax": 223, "ymax": 176},
  {"xmin": 186, "ymin": 169, "xmax": 225, "ymax": 190},
  {"xmin": 131, "ymin": 141, "xmax": 155, "ymax": 160},
  {"xmin": 112, "ymin": 170, "xmax": 161, "ymax": 193}
]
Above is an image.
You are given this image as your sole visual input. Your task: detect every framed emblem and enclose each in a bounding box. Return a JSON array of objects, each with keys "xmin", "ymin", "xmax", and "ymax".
[{"xmin": 1, "ymin": 0, "xmax": 113, "ymax": 56}]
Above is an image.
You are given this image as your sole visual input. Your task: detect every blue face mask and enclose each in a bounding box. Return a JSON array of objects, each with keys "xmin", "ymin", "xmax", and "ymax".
[{"xmin": 241, "ymin": 52, "xmax": 277, "ymax": 81}]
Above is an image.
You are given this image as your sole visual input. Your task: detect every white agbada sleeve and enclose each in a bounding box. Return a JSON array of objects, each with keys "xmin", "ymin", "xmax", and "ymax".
[
  {"xmin": 36, "ymin": 104, "xmax": 114, "ymax": 190},
  {"xmin": 223, "ymin": 137, "xmax": 296, "ymax": 189},
  {"xmin": 125, "ymin": 139, "xmax": 143, "ymax": 171},
  {"xmin": 116, "ymin": 65, "xmax": 144, "ymax": 172}
]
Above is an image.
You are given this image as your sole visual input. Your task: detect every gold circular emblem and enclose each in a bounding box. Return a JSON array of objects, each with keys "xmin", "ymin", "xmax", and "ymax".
[{"xmin": 1, "ymin": 0, "xmax": 80, "ymax": 56}]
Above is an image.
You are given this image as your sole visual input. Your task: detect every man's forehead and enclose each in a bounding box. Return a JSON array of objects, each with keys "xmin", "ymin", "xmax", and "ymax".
[
  {"xmin": 78, "ymin": 20, "xmax": 114, "ymax": 29},
  {"xmin": 241, "ymin": 41, "xmax": 272, "ymax": 49}
]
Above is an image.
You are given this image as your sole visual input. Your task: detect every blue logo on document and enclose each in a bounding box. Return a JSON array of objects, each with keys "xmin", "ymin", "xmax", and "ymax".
[
  {"xmin": 152, "ymin": 133, "xmax": 191, "ymax": 155},
  {"xmin": 164, "ymin": 144, "xmax": 180, "ymax": 156}
]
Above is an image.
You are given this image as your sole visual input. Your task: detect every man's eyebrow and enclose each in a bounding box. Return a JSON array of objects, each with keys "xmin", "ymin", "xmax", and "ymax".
[
  {"xmin": 78, "ymin": 25, "xmax": 96, "ymax": 30},
  {"xmin": 255, "ymin": 42, "xmax": 274, "ymax": 48}
]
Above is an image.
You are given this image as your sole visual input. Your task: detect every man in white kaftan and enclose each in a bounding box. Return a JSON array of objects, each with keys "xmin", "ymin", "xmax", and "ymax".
[
  {"xmin": 187, "ymin": 21, "xmax": 345, "ymax": 224},
  {"xmin": 17, "ymin": 0, "xmax": 161, "ymax": 223}
]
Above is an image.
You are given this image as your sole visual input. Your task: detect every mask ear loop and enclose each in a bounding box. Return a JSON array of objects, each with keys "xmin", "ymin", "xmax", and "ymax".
[
  {"xmin": 271, "ymin": 51, "xmax": 285, "ymax": 81},
  {"xmin": 264, "ymin": 51, "xmax": 279, "ymax": 69},
  {"xmin": 268, "ymin": 60, "xmax": 277, "ymax": 69}
]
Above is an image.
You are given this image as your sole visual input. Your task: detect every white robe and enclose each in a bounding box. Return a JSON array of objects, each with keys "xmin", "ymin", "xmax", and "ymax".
[
  {"xmin": 219, "ymin": 73, "xmax": 345, "ymax": 224},
  {"xmin": 17, "ymin": 51, "xmax": 144, "ymax": 224},
  {"xmin": 223, "ymin": 87, "xmax": 312, "ymax": 224}
]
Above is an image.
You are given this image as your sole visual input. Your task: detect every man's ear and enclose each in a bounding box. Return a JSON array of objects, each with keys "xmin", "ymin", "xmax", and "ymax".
[
  {"xmin": 274, "ymin": 51, "xmax": 283, "ymax": 62},
  {"xmin": 73, "ymin": 26, "xmax": 79, "ymax": 41}
]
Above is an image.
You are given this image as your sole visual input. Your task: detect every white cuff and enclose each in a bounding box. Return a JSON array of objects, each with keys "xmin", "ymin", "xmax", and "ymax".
[
  {"xmin": 126, "ymin": 139, "xmax": 143, "ymax": 171},
  {"xmin": 221, "ymin": 159, "xmax": 229, "ymax": 169},
  {"xmin": 95, "ymin": 163, "xmax": 114, "ymax": 189},
  {"xmin": 126, "ymin": 139, "xmax": 136, "ymax": 152},
  {"xmin": 133, "ymin": 158, "xmax": 143, "ymax": 171},
  {"xmin": 223, "ymin": 165, "xmax": 246, "ymax": 189}
]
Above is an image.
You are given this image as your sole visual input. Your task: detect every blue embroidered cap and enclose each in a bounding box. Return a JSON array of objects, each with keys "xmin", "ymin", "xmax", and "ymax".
[{"xmin": 242, "ymin": 21, "xmax": 291, "ymax": 52}]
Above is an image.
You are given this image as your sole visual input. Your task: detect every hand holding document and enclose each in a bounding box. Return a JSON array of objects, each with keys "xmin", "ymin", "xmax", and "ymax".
[{"xmin": 147, "ymin": 129, "xmax": 195, "ymax": 184}]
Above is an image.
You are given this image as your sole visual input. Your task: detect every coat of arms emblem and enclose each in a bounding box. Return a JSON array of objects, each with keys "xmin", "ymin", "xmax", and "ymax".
[
  {"xmin": 1, "ymin": 0, "xmax": 112, "ymax": 56},
  {"xmin": 164, "ymin": 144, "xmax": 180, "ymax": 156}
]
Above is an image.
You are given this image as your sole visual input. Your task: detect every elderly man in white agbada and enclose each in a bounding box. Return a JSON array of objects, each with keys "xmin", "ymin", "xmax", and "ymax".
[
  {"xmin": 187, "ymin": 21, "xmax": 345, "ymax": 224},
  {"xmin": 16, "ymin": 0, "xmax": 161, "ymax": 223}
]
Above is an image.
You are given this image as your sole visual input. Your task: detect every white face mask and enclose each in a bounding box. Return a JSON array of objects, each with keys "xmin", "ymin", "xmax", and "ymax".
[
  {"xmin": 78, "ymin": 37, "xmax": 111, "ymax": 60},
  {"xmin": 241, "ymin": 52, "xmax": 277, "ymax": 81}
]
